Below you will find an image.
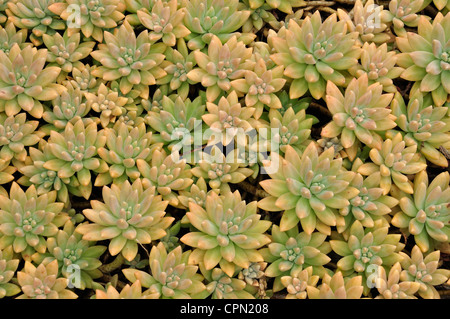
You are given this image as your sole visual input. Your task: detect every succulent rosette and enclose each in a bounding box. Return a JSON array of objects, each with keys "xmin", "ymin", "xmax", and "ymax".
[
  {"xmin": 201, "ymin": 265, "xmax": 255, "ymax": 299},
  {"xmin": 42, "ymin": 30, "xmax": 95, "ymax": 76},
  {"xmin": 136, "ymin": 148, "xmax": 193, "ymax": 207},
  {"xmin": 0, "ymin": 183, "xmax": 63, "ymax": 260},
  {"xmin": 269, "ymin": 11, "xmax": 361, "ymax": 100},
  {"xmin": 16, "ymin": 260, "xmax": 78, "ymax": 299},
  {"xmin": 0, "ymin": 44, "xmax": 64, "ymax": 118},
  {"xmin": 180, "ymin": 191, "xmax": 272, "ymax": 277},
  {"xmin": 280, "ymin": 266, "xmax": 320, "ymax": 299},
  {"xmin": 258, "ymin": 142, "xmax": 358, "ymax": 235},
  {"xmin": 399, "ymin": 245, "xmax": 450, "ymax": 299},
  {"xmin": 337, "ymin": 158, "xmax": 399, "ymax": 237},
  {"xmin": 392, "ymin": 171, "xmax": 450, "ymax": 252},
  {"xmin": 386, "ymin": 0, "xmax": 426, "ymax": 37},
  {"xmin": 330, "ymin": 220, "xmax": 404, "ymax": 295},
  {"xmin": 95, "ymin": 121, "xmax": 158, "ymax": 186},
  {"xmin": 357, "ymin": 132, "xmax": 427, "ymax": 195},
  {"xmin": 122, "ymin": 242, "xmax": 208, "ymax": 299},
  {"xmin": 391, "ymin": 92, "xmax": 450, "ymax": 167},
  {"xmin": 261, "ymin": 225, "xmax": 331, "ymax": 292},
  {"xmin": 396, "ymin": 12, "xmax": 450, "ymax": 106},
  {"xmin": 90, "ymin": 21, "xmax": 167, "ymax": 99},
  {"xmin": 48, "ymin": 0, "xmax": 126, "ymax": 42},
  {"xmin": 76, "ymin": 179, "xmax": 174, "ymax": 261},
  {"xmin": 43, "ymin": 119, "xmax": 107, "ymax": 199},
  {"xmin": 0, "ymin": 112, "xmax": 42, "ymax": 164},
  {"xmin": 137, "ymin": 0, "xmax": 190, "ymax": 46},
  {"xmin": 374, "ymin": 262, "xmax": 421, "ymax": 299},
  {"xmin": 32, "ymin": 220, "xmax": 106, "ymax": 290},
  {"xmin": 183, "ymin": 0, "xmax": 253, "ymax": 50},
  {"xmin": 187, "ymin": 35, "xmax": 254, "ymax": 102},
  {"xmin": 321, "ymin": 74, "xmax": 397, "ymax": 160},
  {"xmin": 349, "ymin": 42, "xmax": 404, "ymax": 94},
  {"xmin": 6, "ymin": 0, "xmax": 65, "ymax": 46},
  {"xmin": 307, "ymin": 271, "xmax": 364, "ymax": 299},
  {"xmin": 337, "ymin": 0, "xmax": 392, "ymax": 45}
]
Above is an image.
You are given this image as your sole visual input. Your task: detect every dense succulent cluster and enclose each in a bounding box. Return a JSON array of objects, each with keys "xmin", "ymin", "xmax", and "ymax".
[{"xmin": 0, "ymin": 0, "xmax": 448, "ymax": 302}]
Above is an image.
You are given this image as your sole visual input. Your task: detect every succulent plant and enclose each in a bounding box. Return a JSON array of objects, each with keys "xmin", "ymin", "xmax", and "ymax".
[
  {"xmin": 17, "ymin": 260, "xmax": 78, "ymax": 299},
  {"xmin": 95, "ymin": 280, "xmax": 157, "ymax": 299},
  {"xmin": 0, "ymin": 246, "xmax": 20, "ymax": 298},
  {"xmin": 137, "ymin": 0, "xmax": 190, "ymax": 46},
  {"xmin": 90, "ymin": 21, "xmax": 167, "ymax": 99},
  {"xmin": 0, "ymin": 44, "xmax": 64, "ymax": 118},
  {"xmin": 321, "ymin": 74, "xmax": 397, "ymax": 160},
  {"xmin": 85, "ymin": 83, "xmax": 128, "ymax": 128},
  {"xmin": 201, "ymin": 265, "xmax": 255, "ymax": 299},
  {"xmin": 349, "ymin": 42, "xmax": 404, "ymax": 94},
  {"xmin": 357, "ymin": 132, "xmax": 427, "ymax": 195},
  {"xmin": 76, "ymin": 179, "xmax": 174, "ymax": 261},
  {"xmin": 43, "ymin": 119, "xmax": 107, "ymax": 199},
  {"xmin": 136, "ymin": 148, "xmax": 193, "ymax": 207},
  {"xmin": 392, "ymin": 171, "xmax": 450, "ymax": 253},
  {"xmin": 268, "ymin": 107, "xmax": 313, "ymax": 155},
  {"xmin": 42, "ymin": 83, "xmax": 92, "ymax": 134},
  {"xmin": 239, "ymin": 0, "xmax": 277, "ymax": 33},
  {"xmin": 337, "ymin": 0, "xmax": 392, "ymax": 45},
  {"xmin": 385, "ymin": 0, "xmax": 425, "ymax": 37},
  {"xmin": 202, "ymin": 91, "xmax": 256, "ymax": 146},
  {"xmin": 261, "ymin": 225, "xmax": 331, "ymax": 292},
  {"xmin": 48, "ymin": 0, "xmax": 126, "ymax": 42},
  {"xmin": 187, "ymin": 35, "xmax": 254, "ymax": 102},
  {"xmin": 231, "ymin": 57, "xmax": 286, "ymax": 119},
  {"xmin": 0, "ymin": 183, "xmax": 63, "ymax": 260},
  {"xmin": 157, "ymin": 39, "xmax": 196, "ymax": 100},
  {"xmin": 42, "ymin": 30, "xmax": 95, "ymax": 76},
  {"xmin": 6, "ymin": 0, "xmax": 66, "ymax": 46},
  {"xmin": 399, "ymin": 245, "xmax": 450, "ymax": 299},
  {"xmin": 95, "ymin": 121, "xmax": 157, "ymax": 186},
  {"xmin": 180, "ymin": 191, "xmax": 271, "ymax": 277},
  {"xmin": 191, "ymin": 146, "xmax": 254, "ymax": 193},
  {"xmin": 182, "ymin": 0, "xmax": 253, "ymax": 50},
  {"xmin": 32, "ymin": 220, "xmax": 106, "ymax": 290},
  {"xmin": 238, "ymin": 261, "xmax": 267, "ymax": 287},
  {"xmin": 373, "ymin": 262, "xmax": 421, "ymax": 299},
  {"xmin": 69, "ymin": 63, "xmax": 103, "ymax": 93},
  {"xmin": 391, "ymin": 92, "xmax": 450, "ymax": 167},
  {"xmin": 396, "ymin": 12, "xmax": 450, "ymax": 106},
  {"xmin": 330, "ymin": 220, "xmax": 404, "ymax": 295},
  {"xmin": 122, "ymin": 242, "xmax": 208, "ymax": 299},
  {"xmin": 0, "ymin": 112, "xmax": 42, "ymax": 164},
  {"xmin": 18, "ymin": 142, "xmax": 79, "ymax": 204},
  {"xmin": 269, "ymin": 11, "xmax": 361, "ymax": 100},
  {"xmin": 178, "ymin": 177, "xmax": 210, "ymax": 211},
  {"xmin": 0, "ymin": 21, "xmax": 29, "ymax": 54},
  {"xmin": 281, "ymin": 266, "xmax": 320, "ymax": 299},
  {"xmin": 146, "ymin": 95, "xmax": 205, "ymax": 155},
  {"xmin": 337, "ymin": 158, "xmax": 399, "ymax": 236},
  {"xmin": 307, "ymin": 271, "xmax": 364, "ymax": 299},
  {"xmin": 258, "ymin": 142, "xmax": 358, "ymax": 235}
]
